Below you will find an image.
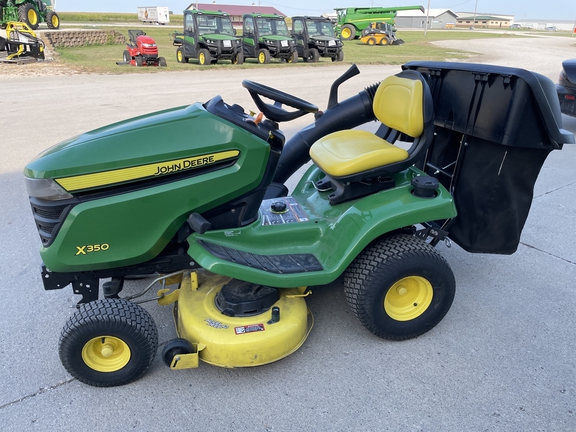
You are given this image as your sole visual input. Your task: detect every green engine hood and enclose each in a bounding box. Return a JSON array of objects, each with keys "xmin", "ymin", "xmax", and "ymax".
[{"xmin": 24, "ymin": 103, "xmax": 258, "ymax": 191}]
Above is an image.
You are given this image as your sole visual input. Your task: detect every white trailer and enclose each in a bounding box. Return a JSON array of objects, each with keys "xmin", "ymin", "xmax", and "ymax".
[{"xmin": 137, "ymin": 7, "xmax": 170, "ymax": 25}]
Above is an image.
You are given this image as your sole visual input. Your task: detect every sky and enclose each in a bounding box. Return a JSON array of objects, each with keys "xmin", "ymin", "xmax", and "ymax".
[{"xmin": 54, "ymin": 0, "xmax": 576, "ymax": 21}]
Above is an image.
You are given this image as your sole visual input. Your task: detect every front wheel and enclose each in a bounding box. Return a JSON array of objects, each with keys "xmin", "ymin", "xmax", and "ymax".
[
  {"xmin": 340, "ymin": 24, "xmax": 356, "ymax": 40},
  {"xmin": 46, "ymin": 11, "xmax": 60, "ymax": 29},
  {"xmin": 344, "ymin": 234, "xmax": 455, "ymax": 340},
  {"xmin": 135, "ymin": 55, "xmax": 143, "ymax": 67},
  {"xmin": 257, "ymin": 48, "xmax": 270, "ymax": 64},
  {"xmin": 123, "ymin": 50, "xmax": 131, "ymax": 63},
  {"xmin": 58, "ymin": 298, "xmax": 158, "ymax": 387},
  {"xmin": 198, "ymin": 48, "xmax": 211, "ymax": 65},
  {"xmin": 304, "ymin": 48, "xmax": 319, "ymax": 62},
  {"xmin": 366, "ymin": 37, "xmax": 377, "ymax": 46},
  {"xmin": 158, "ymin": 56, "xmax": 167, "ymax": 67},
  {"xmin": 232, "ymin": 52, "xmax": 244, "ymax": 65}
]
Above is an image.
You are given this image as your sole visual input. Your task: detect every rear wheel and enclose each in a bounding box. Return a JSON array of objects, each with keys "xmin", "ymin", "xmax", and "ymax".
[
  {"xmin": 344, "ymin": 234, "xmax": 455, "ymax": 340},
  {"xmin": 46, "ymin": 11, "xmax": 60, "ymax": 29},
  {"xmin": 58, "ymin": 298, "xmax": 158, "ymax": 387},
  {"xmin": 340, "ymin": 24, "xmax": 356, "ymax": 40},
  {"xmin": 198, "ymin": 48, "xmax": 211, "ymax": 65},
  {"xmin": 380, "ymin": 37, "xmax": 390, "ymax": 46},
  {"xmin": 257, "ymin": 48, "xmax": 270, "ymax": 64},
  {"xmin": 176, "ymin": 47, "xmax": 187, "ymax": 63},
  {"xmin": 304, "ymin": 48, "xmax": 319, "ymax": 62},
  {"xmin": 19, "ymin": 3, "xmax": 39, "ymax": 30}
]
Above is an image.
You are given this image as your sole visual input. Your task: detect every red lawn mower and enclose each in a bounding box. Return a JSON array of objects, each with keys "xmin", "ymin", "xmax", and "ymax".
[{"xmin": 120, "ymin": 29, "xmax": 166, "ymax": 67}]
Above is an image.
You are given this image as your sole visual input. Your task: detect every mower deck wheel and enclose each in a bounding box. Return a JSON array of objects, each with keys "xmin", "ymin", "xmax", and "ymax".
[
  {"xmin": 162, "ymin": 338, "xmax": 195, "ymax": 367},
  {"xmin": 343, "ymin": 234, "xmax": 455, "ymax": 340},
  {"xmin": 58, "ymin": 298, "xmax": 158, "ymax": 387}
]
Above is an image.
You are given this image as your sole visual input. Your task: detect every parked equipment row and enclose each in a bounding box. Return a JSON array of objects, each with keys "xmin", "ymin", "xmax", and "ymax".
[{"xmin": 173, "ymin": 10, "xmax": 344, "ymax": 65}]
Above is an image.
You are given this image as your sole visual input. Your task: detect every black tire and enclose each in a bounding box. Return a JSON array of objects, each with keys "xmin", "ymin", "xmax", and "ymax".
[
  {"xmin": 161, "ymin": 338, "xmax": 195, "ymax": 367},
  {"xmin": 176, "ymin": 47, "xmax": 187, "ymax": 63},
  {"xmin": 287, "ymin": 50, "xmax": 298, "ymax": 63},
  {"xmin": 331, "ymin": 50, "xmax": 344, "ymax": 62},
  {"xmin": 46, "ymin": 10, "xmax": 60, "ymax": 29},
  {"xmin": 158, "ymin": 56, "xmax": 167, "ymax": 67},
  {"xmin": 19, "ymin": 3, "xmax": 39, "ymax": 30},
  {"xmin": 58, "ymin": 298, "xmax": 158, "ymax": 387},
  {"xmin": 198, "ymin": 48, "xmax": 211, "ymax": 65},
  {"xmin": 135, "ymin": 55, "xmax": 143, "ymax": 67},
  {"xmin": 341, "ymin": 24, "xmax": 356, "ymax": 40},
  {"xmin": 344, "ymin": 234, "xmax": 455, "ymax": 340},
  {"xmin": 257, "ymin": 48, "xmax": 270, "ymax": 64},
  {"xmin": 123, "ymin": 50, "xmax": 131, "ymax": 63},
  {"xmin": 380, "ymin": 37, "xmax": 390, "ymax": 46},
  {"xmin": 366, "ymin": 37, "xmax": 377, "ymax": 46},
  {"xmin": 304, "ymin": 48, "xmax": 319, "ymax": 63},
  {"xmin": 232, "ymin": 52, "xmax": 244, "ymax": 65}
]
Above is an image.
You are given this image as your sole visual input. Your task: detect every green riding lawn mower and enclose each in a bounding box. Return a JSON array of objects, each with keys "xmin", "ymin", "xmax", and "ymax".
[{"xmin": 24, "ymin": 62, "xmax": 574, "ymax": 387}]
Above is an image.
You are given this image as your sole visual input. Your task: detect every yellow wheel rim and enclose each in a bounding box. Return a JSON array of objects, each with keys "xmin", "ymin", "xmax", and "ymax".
[
  {"xmin": 258, "ymin": 51, "xmax": 265, "ymax": 63},
  {"xmin": 177, "ymin": 51, "xmax": 182, "ymax": 62},
  {"xmin": 384, "ymin": 276, "xmax": 433, "ymax": 321},
  {"xmin": 52, "ymin": 15, "xmax": 59, "ymax": 27},
  {"xmin": 368, "ymin": 38, "xmax": 375, "ymax": 45},
  {"xmin": 28, "ymin": 10, "xmax": 38, "ymax": 25},
  {"xmin": 82, "ymin": 336, "xmax": 131, "ymax": 372},
  {"xmin": 199, "ymin": 52, "xmax": 206, "ymax": 64},
  {"xmin": 341, "ymin": 28, "xmax": 351, "ymax": 39}
]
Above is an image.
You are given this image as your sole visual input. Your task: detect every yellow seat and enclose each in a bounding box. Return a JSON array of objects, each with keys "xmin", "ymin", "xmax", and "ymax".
[{"xmin": 309, "ymin": 70, "xmax": 434, "ymax": 204}]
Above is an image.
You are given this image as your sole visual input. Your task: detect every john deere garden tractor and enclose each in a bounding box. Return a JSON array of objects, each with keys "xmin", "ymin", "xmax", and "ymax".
[{"xmin": 0, "ymin": 0, "xmax": 60, "ymax": 30}]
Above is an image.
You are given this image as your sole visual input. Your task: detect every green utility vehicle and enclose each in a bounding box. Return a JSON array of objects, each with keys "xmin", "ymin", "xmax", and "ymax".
[
  {"xmin": 291, "ymin": 16, "xmax": 343, "ymax": 62},
  {"xmin": 0, "ymin": 0, "xmax": 59, "ymax": 29},
  {"xmin": 173, "ymin": 9, "xmax": 243, "ymax": 65},
  {"xmin": 242, "ymin": 13, "xmax": 297, "ymax": 64},
  {"xmin": 335, "ymin": 5, "xmax": 422, "ymax": 40}
]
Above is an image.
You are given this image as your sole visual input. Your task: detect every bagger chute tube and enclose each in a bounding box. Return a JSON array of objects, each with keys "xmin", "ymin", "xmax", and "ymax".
[{"xmin": 24, "ymin": 62, "xmax": 574, "ymax": 386}]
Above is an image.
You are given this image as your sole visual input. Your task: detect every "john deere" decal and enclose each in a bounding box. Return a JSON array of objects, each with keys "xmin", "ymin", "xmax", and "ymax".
[{"xmin": 55, "ymin": 150, "xmax": 240, "ymax": 192}]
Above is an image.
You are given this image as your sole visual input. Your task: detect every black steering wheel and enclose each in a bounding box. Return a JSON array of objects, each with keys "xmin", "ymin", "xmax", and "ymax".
[{"xmin": 242, "ymin": 80, "xmax": 318, "ymax": 123}]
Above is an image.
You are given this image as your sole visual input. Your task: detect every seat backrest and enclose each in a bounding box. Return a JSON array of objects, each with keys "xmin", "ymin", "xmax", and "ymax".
[
  {"xmin": 373, "ymin": 72, "xmax": 425, "ymax": 138},
  {"xmin": 370, "ymin": 70, "xmax": 435, "ymax": 175}
]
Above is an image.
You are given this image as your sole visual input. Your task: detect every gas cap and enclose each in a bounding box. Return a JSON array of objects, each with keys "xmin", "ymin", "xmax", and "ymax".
[{"xmin": 270, "ymin": 201, "xmax": 288, "ymax": 213}]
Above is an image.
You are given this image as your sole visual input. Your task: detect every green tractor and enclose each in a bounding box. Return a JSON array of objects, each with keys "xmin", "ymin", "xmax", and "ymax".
[
  {"xmin": 0, "ymin": 0, "xmax": 60, "ymax": 30},
  {"xmin": 242, "ymin": 13, "xmax": 297, "ymax": 64},
  {"xmin": 173, "ymin": 9, "xmax": 243, "ymax": 65}
]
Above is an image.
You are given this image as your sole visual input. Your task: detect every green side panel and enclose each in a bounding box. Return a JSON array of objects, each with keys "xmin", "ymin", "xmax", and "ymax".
[{"xmin": 188, "ymin": 165, "xmax": 457, "ymax": 288}]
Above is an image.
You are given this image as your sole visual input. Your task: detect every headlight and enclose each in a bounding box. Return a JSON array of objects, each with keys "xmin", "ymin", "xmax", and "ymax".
[
  {"xmin": 25, "ymin": 177, "xmax": 73, "ymax": 201},
  {"xmin": 266, "ymin": 40, "xmax": 275, "ymax": 45},
  {"xmin": 142, "ymin": 43, "xmax": 156, "ymax": 48}
]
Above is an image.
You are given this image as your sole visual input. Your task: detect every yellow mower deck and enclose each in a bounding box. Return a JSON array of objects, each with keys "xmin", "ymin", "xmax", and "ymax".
[{"xmin": 159, "ymin": 271, "xmax": 313, "ymax": 369}]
